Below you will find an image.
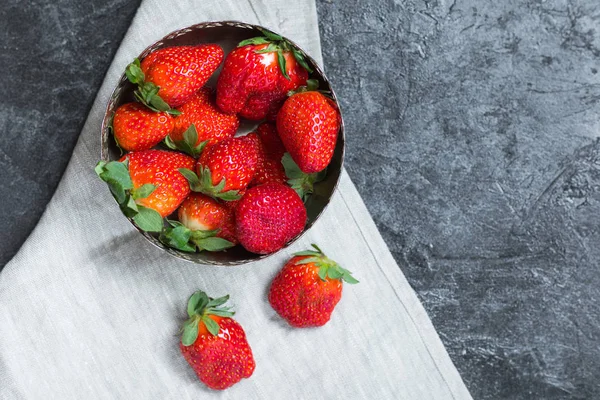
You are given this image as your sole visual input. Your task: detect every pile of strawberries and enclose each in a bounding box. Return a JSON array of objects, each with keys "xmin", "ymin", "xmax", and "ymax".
[
  {"xmin": 181, "ymin": 245, "xmax": 358, "ymax": 390},
  {"xmin": 96, "ymin": 28, "xmax": 356, "ymax": 392},
  {"xmin": 96, "ymin": 29, "xmax": 341, "ymax": 255}
]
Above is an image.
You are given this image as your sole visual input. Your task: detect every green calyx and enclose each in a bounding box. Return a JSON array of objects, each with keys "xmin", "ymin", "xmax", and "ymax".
[
  {"xmin": 125, "ymin": 58, "xmax": 180, "ymax": 116},
  {"xmin": 237, "ymin": 28, "xmax": 314, "ymax": 80},
  {"xmin": 181, "ymin": 290, "xmax": 235, "ymax": 346},
  {"xmin": 179, "ymin": 167, "xmax": 242, "ymax": 201},
  {"xmin": 164, "ymin": 124, "xmax": 207, "ymax": 158},
  {"xmin": 282, "ymin": 153, "xmax": 327, "ymax": 201},
  {"xmin": 159, "ymin": 220, "xmax": 234, "ymax": 253},
  {"xmin": 295, "ymin": 244, "xmax": 359, "ymax": 284},
  {"xmin": 95, "ymin": 160, "xmax": 163, "ymax": 232}
]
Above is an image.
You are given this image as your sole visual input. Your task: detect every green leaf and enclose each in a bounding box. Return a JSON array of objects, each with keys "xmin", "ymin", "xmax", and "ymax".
[
  {"xmin": 120, "ymin": 195, "xmax": 139, "ymax": 218},
  {"xmin": 327, "ymin": 267, "xmax": 343, "ymax": 280},
  {"xmin": 132, "ymin": 206, "xmax": 163, "ymax": 232},
  {"xmin": 260, "ymin": 29, "xmax": 284, "ymax": 42},
  {"xmin": 97, "ymin": 161, "xmax": 133, "ymax": 204},
  {"xmin": 181, "ymin": 318, "xmax": 199, "ymax": 346},
  {"xmin": 295, "ymin": 256, "xmax": 322, "ymax": 265},
  {"xmin": 164, "ymin": 135, "xmax": 177, "ymax": 150},
  {"xmin": 131, "ymin": 184, "xmax": 156, "ymax": 200},
  {"xmin": 202, "ymin": 316, "xmax": 220, "ymax": 336},
  {"xmin": 194, "ymin": 237, "xmax": 235, "ymax": 252},
  {"xmin": 187, "ymin": 291, "xmax": 207, "ymax": 318},
  {"xmin": 193, "ymin": 140, "xmax": 208, "ymax": 156},
  {"xmin": 306, "ymin": 79, "xmax": 320, "ymax": 91},
  {"xmin": 317, "ymin": 266, "xmax": 327, "ymax": 281},
  {"xmin": 160, "ymin": 224, "xmax": 195, "ymax": 252},
  {"xmin": 282, "ymin": 153, "xmax": 327, "ymax": 201},
  {"xmin": 282, "ymin": 153, "xmax": 303, "ymax": 178},
  {"xmin": 209, "ymin": 309, "xmax": 236, "ymax": 317},
  {"xmin": 292, "ymin": 49, "xmax": 314, "ymax": 73},
  {"xmin": 166, "ymin": 219, "xmax": 183, "ymax": 228},
  {"xmin": 179, "ymin": 168, "xmax": 201, "ymax": 190},
  {"xmin": 238, "ymin": 36, "xmax": 270, "ymax": 47},
  {"xmin": 214, "ymin": 178, "xmax": 226, "ymax": 193},
  {"xmin": 215, "ymin": 190, "xmax": 242, "ymax": 201},
  {"xmin": 255, "ymin": 43, "xmax": 279, "ymax": 54},
  {"xmin": 294, "ymin": 250, "xmax": 320, "ymax": 257},
  {"xmin": 311, "ymin": 243, "xmax": 324, "ymax": 253},
  {"xmin": 183, "ymin": 124, "xmax": 199, "ymax": 148},
  {"xmin": 342, "ymin": 272, "xmax": 359, "ymax": 284},
  {"xmin": 125, "ymin": 59, "xmax": 145, "ymax": 84},
  {"xmin": 277, "ymin": 50, "xmax": 290, "ymax": 80},
  {"xmin": 207, "ymin": 294, "xmax": 230, "ymax": 308},
  {"xmin": 190, "ymin": 229, "xmax": 219, "ymax": 240},
  {"xmin": 95, "ymin": 161, "xmax": 107, "ymax": 176}
]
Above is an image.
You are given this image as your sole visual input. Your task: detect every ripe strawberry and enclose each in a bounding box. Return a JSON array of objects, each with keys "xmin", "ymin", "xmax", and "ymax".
[
  {"xmin": 125, "ymin": 44, "xmax": 224, "ymax": 112},
  {"xmin": 276, "ymin": 90, "xmax": 340, "ymax": 174},
  {"xmin": 180, "ymin": 136, "xmax": 258, "ymax": 201},
  {"xmin": 255, "ymin": 123, "xmax": 286, "ymax": 161},
  {"xmin": 95, "ymin": 150, "xmax": 194, "ymax": 232},
  {"xmin": 112, "ymin": 103, "xmax": 174, "ymax": 151},
  {"xmin": 245, "ymin": 129, "xmax": 286, "ymax": 187},
  {"xmin": 216, "ymin": 30, "xmax": 311, "ymax": 120},
  {"xmin": 126, "ymin": 150, "xmax": 195, "ymax": 217},
  {"xmin": 235, "ymin": 183, "xmax": 306, "ymax": 254},
  {"xmin": 166, "ymin": 88, "xmax": 239, "ymax": 157},
  {"xmin": 180, "ymin": 291, "xmax": 255, "ymax": 390},
  {"xmin": 178, "ymin": 193, "xmax": 237, "ymax": 244},
  {"xmin": 269, "ymin": 244, "xmax": 358, "ymax": 328}
]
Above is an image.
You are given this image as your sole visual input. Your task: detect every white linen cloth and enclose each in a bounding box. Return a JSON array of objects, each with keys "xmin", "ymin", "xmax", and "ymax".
[{"xmin": 0, "ymin": 1, "xmax": 472, "ymax": 398}]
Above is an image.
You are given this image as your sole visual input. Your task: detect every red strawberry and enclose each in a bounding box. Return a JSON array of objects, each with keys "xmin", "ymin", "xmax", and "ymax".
[
  {"xmin": 180, "ymin": 291, "xmax": 255, "ymax": 390},
  {"xmin": 276, "ymin": 90, "xmax": 340, "ymax": 173},
  {"xmin": 126, "ymin": 150, "xmax": 195, "ymax": 217},
  {"xmin": 178, "ymin": 193, "xmax": 237, "ymax": 244},
  {"xmin": 269, "ymin": 244, "xmax": 358, "ymax": 328},
  {"xmin": 180, "ymin": 136, "xmax": 258, "ymax": 200},
  {"xmin": 255, "ymin": 123, "xmax": 286, "ymax": 161},
  {"xmin": 216, "ymin": 30, "xmax": 310, "ymax": 120},
  {"xmin": 245, "ymin": 130, "xmax": 286, "ymax": 187},
  {"xmin": 125, "ymin": 45, "xmax": 223, "ymax": 112},
  {"xmin": 112, "ymin": 103, "xmax": 174, "ymax": 151},
  {"xmin": 235, "ymin": 183, "xmax": 306, "ymax": 254},
  {"xmin": 166, "ymin": 88, "xmax": 239, "ymax": 156}
]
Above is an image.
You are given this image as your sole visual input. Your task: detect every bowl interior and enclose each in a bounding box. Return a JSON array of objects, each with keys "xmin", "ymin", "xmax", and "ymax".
[{"xmin": 101, "ymin": 21, "xmax": 344, "ymax": 265}]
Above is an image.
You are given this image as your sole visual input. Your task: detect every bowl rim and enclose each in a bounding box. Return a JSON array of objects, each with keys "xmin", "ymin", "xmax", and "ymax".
[{"xmin": 100, "ymin": 20, "xmax": 345, "ymax": 266}]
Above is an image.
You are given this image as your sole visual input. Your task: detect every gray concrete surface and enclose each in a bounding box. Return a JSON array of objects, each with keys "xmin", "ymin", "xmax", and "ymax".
[{"xmin": 1, "ymin": 0, "xmax": 600, "ymax": 398}]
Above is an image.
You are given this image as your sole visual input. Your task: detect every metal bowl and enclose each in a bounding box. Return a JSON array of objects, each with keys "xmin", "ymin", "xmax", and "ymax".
[{"xmin": 100, "ymin": 21, "xmax": 344, "ymax": 265}]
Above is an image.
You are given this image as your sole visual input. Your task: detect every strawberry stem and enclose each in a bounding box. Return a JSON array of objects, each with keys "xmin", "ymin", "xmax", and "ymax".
[
  {"xmin": 181, "ymin": 291, "xmax": 235, "ymax": 345},
  {"xmin": 237, "ymin": 30, "xmax": 314, "ymax": 78},
  {"xmin": 125, "ymin": 58, "xmax": 181, "ymax": 116},
  {"xmin": 294, "ymin": 244, "xmax": 359, "ymax": 284}
]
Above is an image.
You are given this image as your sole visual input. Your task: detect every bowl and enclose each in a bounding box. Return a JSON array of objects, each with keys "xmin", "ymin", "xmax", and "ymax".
[{"xmin": 100, "ymin": 21, "xmax": 344, "ymax": 265}]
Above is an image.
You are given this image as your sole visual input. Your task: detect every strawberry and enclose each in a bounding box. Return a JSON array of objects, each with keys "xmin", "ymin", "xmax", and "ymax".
[
  {"xmin": 180, "ymin": 136, "xmax": 258, "ymax": 201},
  {"xmin": 269, "ymin": 244, "xmax": 358, "ymax": 328},
  {"xmin": 125, "ymin": 44, "xmax": 224, "ymax": 112},
  {"xmin": 216, "ymin": 30, "xmax": 311, "ymax": 120},
  {"xmin": 276, "ymin": 89, "xmax": 340, "ymax": 174},
  {"xmin": 178, "ymin": 193, "xmax": 237, "ymax": 244},
  {"xmin": 180, "ymin": 291, "xmax": 255, "ymax": 390},
  {"xmin": 165, "ymin": 88, "xmax": 239, "ymax": 157},
  {"xmin": 245, "ymin": 129, "xmax": 286, "ymax": 187},
  {"xmin": 95, "ymin": 150, "xmax": 194, "ymax": 232},
  {"xmin": 255, "ymin": 123, "xmax": 286, "ymax": 161},
  {"xmin": 126, "ymin": 150, "xmax": 195, "ymax": 217},
  {"xmin": 235, "ymin": 183, "xmax": 306, "ymax": 254},
  {"xmin": 112, "ymin": 102, "xmax": 174, "ymax": 151}
]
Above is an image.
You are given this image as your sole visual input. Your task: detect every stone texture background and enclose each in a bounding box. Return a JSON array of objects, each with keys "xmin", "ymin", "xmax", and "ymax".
[{"xmin": 1, "ymin": 0, "xmax": 599, "ymax": 398}]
